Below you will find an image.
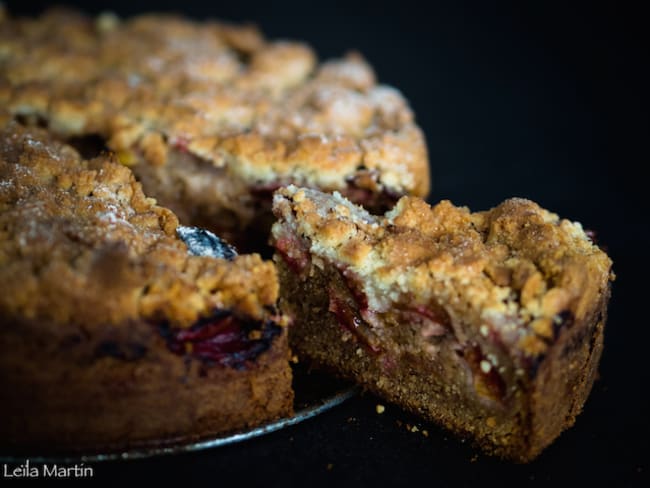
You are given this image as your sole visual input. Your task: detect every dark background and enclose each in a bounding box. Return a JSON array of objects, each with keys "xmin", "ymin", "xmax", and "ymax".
[{"xmin": 4, "ymin": 1, "xmax": 648, "ymax": 486}]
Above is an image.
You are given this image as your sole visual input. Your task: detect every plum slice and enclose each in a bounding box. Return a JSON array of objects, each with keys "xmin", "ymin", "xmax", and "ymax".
[{"xmin": 158, "ymin": 310, "xmax": 281, "ymax": 369}]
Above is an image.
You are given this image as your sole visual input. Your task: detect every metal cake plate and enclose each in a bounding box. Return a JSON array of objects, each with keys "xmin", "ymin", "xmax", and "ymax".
[{"xmin": 0, "ymin": 365, "xmax": 357, "ymax": 463}]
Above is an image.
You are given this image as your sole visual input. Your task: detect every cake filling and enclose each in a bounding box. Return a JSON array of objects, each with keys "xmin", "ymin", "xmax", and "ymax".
[
  {"xmin": 157, "ymin": 310, "xmax": 282, "ymax": 369},
  {"xmin": 327, "ymin": 281, "xmax": 382, "ymax": 354}
]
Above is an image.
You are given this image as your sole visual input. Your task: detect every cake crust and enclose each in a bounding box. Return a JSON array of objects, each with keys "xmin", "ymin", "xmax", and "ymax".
[
  {"xmin": 271, "ymin": 186, "xmax": 613, "ymax": 461},
  {"xmin": 0, "ymin": 124, "xmax": 277, "ymax": 327}
]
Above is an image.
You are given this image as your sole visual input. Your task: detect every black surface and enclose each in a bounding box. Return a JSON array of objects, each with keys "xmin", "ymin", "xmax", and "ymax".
[{"xmin": 3, "ymin": 1, "xmax": 648, "ymax": 486}]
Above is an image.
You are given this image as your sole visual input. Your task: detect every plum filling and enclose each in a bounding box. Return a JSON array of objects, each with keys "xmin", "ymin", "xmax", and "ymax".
[
  {"xmin": 326, "ymin": 269, "xmax": 454, "ymax": 355},
  {"xmin": 157, "ymin": 310, "xmax": 282, "ymax": 369},
  {"xmin": 401, "ymin": 305, "xmax": 452, "ymax": 338},
  {"xmin": 274, "ymin": 234, "xmax": 311, "ymax": 274},
  {"xmin": 327, "ymin": 282, "xmax": 382, "ymax": 354},
  {"xmin": 342, "ymin": 175, "xmax": 402, "ymax": 214},
  {"xmin": 458, "ymin": 343, "xmax": 507, "ymax": 404}
]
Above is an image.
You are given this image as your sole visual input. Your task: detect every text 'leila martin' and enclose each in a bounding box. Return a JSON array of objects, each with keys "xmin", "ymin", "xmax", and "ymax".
[{"xmin": 3, "ymin": 460, "xmax": 94, "ymax": 478}]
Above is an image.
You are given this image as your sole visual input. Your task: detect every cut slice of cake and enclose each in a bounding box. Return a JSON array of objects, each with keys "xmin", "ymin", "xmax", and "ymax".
[
  {"xmin": 0, "ymin": 8, "xmax": 429, "ymax": 249},
  {"xmin": 0, "ymin": 124, "xmax": 292, "ymax": 453},
  {"xmin": 270, "ymin": 185, "xmax": 613, "ymax": 462}
]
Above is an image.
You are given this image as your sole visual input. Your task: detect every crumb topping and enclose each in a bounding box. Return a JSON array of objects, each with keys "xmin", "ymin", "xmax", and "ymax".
[
  {"xmin": 0, "ymin": 8, "xmax": 429, "ymax": 197},
  {"xmin": 0, "ymin": 124, "xmax": 278, "ymax": 327},
  {"xmin": 272, "ymin": 186, "xmax": 613, "ymax": 355}
]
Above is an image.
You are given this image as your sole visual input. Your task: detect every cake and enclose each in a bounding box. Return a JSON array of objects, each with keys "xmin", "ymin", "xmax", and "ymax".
[
  {"xmin": 0, "ymin": 8, "xmax": 429, "ymax": 249},
  {"xmin": 0, "ymin": 124, "xmax": 293, "ymax": 453},
  {"xmin": 270, "ymin": 185, "xmax": 613, "ymax": 461}
]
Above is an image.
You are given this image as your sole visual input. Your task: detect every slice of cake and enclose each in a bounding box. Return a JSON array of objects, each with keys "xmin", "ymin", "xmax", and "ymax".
[
  {"xmin": 0, "ymin": 8, "xmax": 429, "ymax": 248},
  {"xmin": 270, "ymin": 185, "xmax": 613, "ymax": 462},
  {"xmin": 0, "ymin": 124, "xmax": 292, "ymax": 453}
]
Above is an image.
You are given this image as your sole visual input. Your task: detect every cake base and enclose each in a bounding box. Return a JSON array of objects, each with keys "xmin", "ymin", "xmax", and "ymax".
[
  {"xmin": 0, "ymin": 316, "xmax": 293, "ymax": 454},
  {"xmin": 277, "ymin": 259, "xmax": 608, "ymax": 462}
]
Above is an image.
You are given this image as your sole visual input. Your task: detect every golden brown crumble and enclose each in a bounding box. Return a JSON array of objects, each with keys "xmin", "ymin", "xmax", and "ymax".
[
  {"xmin": 0, "ymin": 124, "xmax": 278, "ymax": 328},
  {"xmin": 0, "ymin": 8, "xmax": 429, "ymax": 197},
  {"xmin": 272, "ymin": 186, "xmax": 613, "ymax": 356}
]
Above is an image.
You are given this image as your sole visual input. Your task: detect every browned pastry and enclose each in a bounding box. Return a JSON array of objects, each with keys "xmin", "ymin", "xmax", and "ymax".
[
  {"xmin": 0, "ymin": 124, "xmax": 293, "ymax": 453},
  {"xmin": 0, "ymin": 8, "xmax": 429, "ymax": 248},
  {"xmin": 270, "ymin": 185, "xmax": 613, "ymax": 462}
]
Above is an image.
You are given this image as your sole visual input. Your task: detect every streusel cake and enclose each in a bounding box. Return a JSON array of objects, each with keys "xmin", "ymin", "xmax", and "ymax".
[
  {"xmin": 271, "ymin": 186, "xmax": 613, "ymax": 461},
  {"xmin": 0, "ymin": 124, "xmax": 292, "ymax": 453},
  {"xmin": 0, "ymin": 8, "xmax": 429, "ymax": 248}
]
